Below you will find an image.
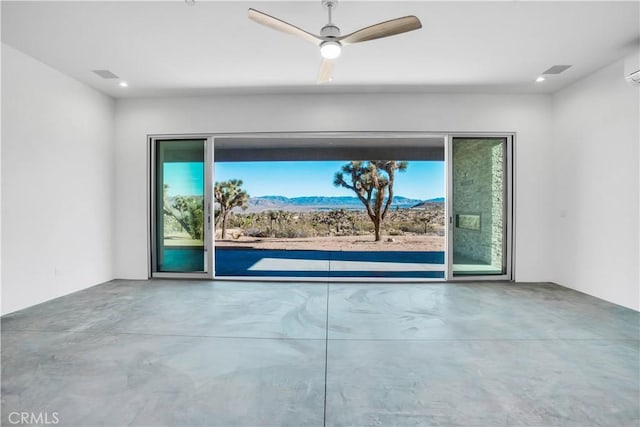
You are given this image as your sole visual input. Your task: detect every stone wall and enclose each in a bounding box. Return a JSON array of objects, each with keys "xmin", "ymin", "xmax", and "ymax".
[{"xmin": 453, "ymin": 139, "xmax": 504, "ymax": 268}]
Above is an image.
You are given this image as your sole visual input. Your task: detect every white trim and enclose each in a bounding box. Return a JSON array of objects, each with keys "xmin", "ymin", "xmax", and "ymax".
[
  {"xmin": 510, "ymin": 133, "xmax": 517, "ymax": 281},
  {"xmin": 147, "ymin": 136, "xmax": 154, "ymax": 279},
  {"xmin": 445, "ymin": 134, "xmax": 452, "ymax": 280},
  {"xmin": 216, "ymin": 277, "xmax": 447, "ymax": 283},
  {"xmin": 152, "ymin": 272, "xmax": 213, "ymax": 280},
  {"xmin": 207, "ymin": 136, "xmax": 215, "ymax": 278},
  {"xmin": 148, "ymin": 131, "xmax": 449, "ymax": 140}
]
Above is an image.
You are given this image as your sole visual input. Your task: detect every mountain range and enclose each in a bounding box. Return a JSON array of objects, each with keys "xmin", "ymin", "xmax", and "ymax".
[{"xmin": 243, "ymin": 195, "xmax": 444, "ymax": 212}]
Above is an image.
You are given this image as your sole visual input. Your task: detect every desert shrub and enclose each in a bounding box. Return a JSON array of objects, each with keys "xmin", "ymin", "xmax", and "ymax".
[
  {"xmin": 274, "ymin": 226, "xmax": 315, "ymax": 238},
  {"xmin": 227, "ymin": 216, "xmax": 242, "ymax": 228},
  {"xmin": 246, "ymin": 228, "xmax": 269, "ymax": 238},
  {"xmin": 399, "ymin": 223, "xmax": 427, "ymax": 234},
  {"xmin": 387, "ymin": 229, "xmax": 404, "ymax": 236},
  {"xmin": 228, "ymin": 207, "xmax": 445, "ymax": 239}
]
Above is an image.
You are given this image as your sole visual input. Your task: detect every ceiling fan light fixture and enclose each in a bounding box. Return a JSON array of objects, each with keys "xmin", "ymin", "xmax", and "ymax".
[
  {"xmin": 248, "ymin": 1, "xmax": 422, "ymax": 83},
  {"xmin": 320, "ymin": 40, "xmax": 342, "ymax": 59}
]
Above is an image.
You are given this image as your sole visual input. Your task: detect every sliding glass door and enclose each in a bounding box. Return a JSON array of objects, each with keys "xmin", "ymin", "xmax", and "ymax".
[
  {"xmin": 151, "ymin": 137, "xmax": 214, "ymax": 278},
  {"xmin": 148, "ymin": 132, "xmax": 512, "ymax": 281},
  {"xmin": 447, "ymin": 136, "xmax": 512, "ymax": 279}
]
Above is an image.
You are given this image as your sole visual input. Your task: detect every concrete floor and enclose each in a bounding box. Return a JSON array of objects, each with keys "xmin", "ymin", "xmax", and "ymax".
[{"xmin": 2, "ymin": 280, "xmax": 638, "ymax": 426}]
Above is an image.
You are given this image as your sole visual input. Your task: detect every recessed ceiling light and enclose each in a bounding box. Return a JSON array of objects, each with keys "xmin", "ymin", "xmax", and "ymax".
[
  {"xmin": 535, "ymin": 76, "xmax": 546, "ymax": 83},
  {"xmin": 119, "ymin": 81, "xmax": 129, "ymax": 87}
]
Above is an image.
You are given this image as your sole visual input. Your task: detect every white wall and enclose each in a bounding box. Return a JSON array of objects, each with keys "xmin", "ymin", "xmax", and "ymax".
[
  {"xmin": 552, "ymin": 58, "xmax": 639, "ymax": 311},
  {"xmin": 114, "ymin": 92, "xmax": 554, "ymax": 282},
  {"xmin": 1, "ymin": 44, "xmax": 115, "ymax": 315}
]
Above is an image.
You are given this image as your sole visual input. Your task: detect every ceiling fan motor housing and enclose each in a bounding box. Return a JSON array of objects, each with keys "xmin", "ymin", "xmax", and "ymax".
[{"xmin": 321, "ymin": 24, "xmax": 340, "ymax": 39}]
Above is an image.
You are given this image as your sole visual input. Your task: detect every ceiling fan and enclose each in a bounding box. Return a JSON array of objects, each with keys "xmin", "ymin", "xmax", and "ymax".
[{"xmin": 248, "ymin": 0, "xmax": 422, "ymax": 83}]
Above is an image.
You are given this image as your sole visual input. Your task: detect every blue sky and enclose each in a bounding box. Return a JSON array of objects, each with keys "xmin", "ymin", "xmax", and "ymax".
[
  {"xmin": 165, "ymin": 161, "xmax": 444, "ymax": 199},
  {"xmin": 214, "ymin": 161, "xmax": 444, "ymax": 200},
  {"xmin": 164, "ymin": 163, "xmax": 204, "ymax": 197}
]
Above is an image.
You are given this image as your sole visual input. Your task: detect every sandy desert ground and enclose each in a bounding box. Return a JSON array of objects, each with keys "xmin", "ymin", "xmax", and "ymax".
[{"xmin": 215, "ymin": 234, "xmax": 444, "ymax": 252}]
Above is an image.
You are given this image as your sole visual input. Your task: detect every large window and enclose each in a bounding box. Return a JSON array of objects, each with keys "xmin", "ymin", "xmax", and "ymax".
[
  {"xmin": 151, "ymin": 138, "xmax": 212, "ymax": 277},
  {"xmin": 149, "ymin": 133, "xmax": 513, "ymax": 281}
]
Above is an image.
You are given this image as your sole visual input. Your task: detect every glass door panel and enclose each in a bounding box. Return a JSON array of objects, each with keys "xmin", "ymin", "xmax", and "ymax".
[
  {"xmin": 450, "ymin": 137, "xmax": 509, "ymax": 277},
  {"xmin": 154, "ymin": 139, "xmax": 208, "ymax": 273}
]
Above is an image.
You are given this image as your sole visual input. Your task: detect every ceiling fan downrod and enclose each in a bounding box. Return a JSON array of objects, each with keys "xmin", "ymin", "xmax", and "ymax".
[
  {"xmin": 320, "ymin": 0, "xmax": 340, "ymax": 39},
  {"xmin": 323, "ymin": 0, "xmax": 337, "ymax": 25},
  {"xmin": 320, "ymin": 0, "xmax": 341, "ymax": 59}
]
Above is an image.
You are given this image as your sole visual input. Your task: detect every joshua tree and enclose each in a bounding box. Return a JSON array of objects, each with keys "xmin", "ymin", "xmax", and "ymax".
[
  {"xmin": 163, "ymin": 185, "xmax": 204, "ymax": 241},
  {"xmin": 266, "ymin": 210, "xmax": 291, "ymax": 236},
  {"xmin": 328, "ymin": 209, "xmax": 354, "ymax": 234},
  {"xmin": 213, "ymin": 208, "xmax": 221, "ymax": 227},
  {"xmin": 214, "ymin": 179, "xmax": 249, "ymax": 239},
  {"xmin": 334, "ymin": 161, "xmax": 407, "ymax": 241},
  {"xmin": 311, "ymin": 212, "xmax": 333, "ymax": 235},
  {"xmin": 415, "ymin": 214, "xmax": 431, "ymax": 234},
  {"xmin": 267, "ymin": 211, "xmax": 279, "ymax": 236}
]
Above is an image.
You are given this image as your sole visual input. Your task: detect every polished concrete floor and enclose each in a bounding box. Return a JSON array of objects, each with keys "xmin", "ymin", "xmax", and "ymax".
[{"xmin": 2, "ymin": 280, "xmax": 638, "ymax": 426}]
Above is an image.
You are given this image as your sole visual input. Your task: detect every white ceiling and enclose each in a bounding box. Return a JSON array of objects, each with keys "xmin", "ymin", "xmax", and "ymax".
[{"xmin": 2, "ymin": 1, "xmax": 639, "ymax": 98}]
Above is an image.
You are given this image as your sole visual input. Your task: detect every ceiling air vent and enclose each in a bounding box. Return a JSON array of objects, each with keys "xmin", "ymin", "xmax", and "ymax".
[
  {"xmin": 541, "ymin": 65, "xmax": 572, "ymax": 75},
  {"xmin": 92, "ymin": 69, "xmax": 119, "ymax": 79}
]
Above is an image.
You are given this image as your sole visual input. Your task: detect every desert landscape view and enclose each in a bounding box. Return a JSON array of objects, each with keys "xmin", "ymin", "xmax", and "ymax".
[
  {"xmin": 214, "ymin": 198, "xmax": 445, "ymax": 252},
  {"xmin": 162, "ymin": 160, "xmax": 447, "ymax": 255}
]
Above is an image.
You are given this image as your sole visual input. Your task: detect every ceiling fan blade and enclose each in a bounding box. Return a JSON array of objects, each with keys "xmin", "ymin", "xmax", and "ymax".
[
  {"xmin": 317, "ymin": 59, "xmax": 334, "ymax": 84},
  {"xmin": 248, "ymin": 8, "xmax": 322, "ymax": 46},
  {"xmin": 338, "ymin": 15, "xmax": 422, "ymax": 45}
]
